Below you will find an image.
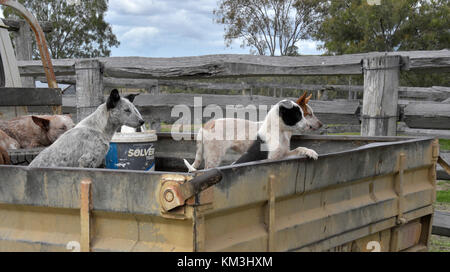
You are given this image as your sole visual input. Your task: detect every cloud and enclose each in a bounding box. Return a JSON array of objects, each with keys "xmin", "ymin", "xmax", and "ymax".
[
  {"xmin": 296, "ymin": 40, "xmax": 324, "ymax": 55},
  {"xmin": 120, "ymin": 26, "xmax": 160, "ymax": 49},
  {"xmin": 107, "ymin": 0, "xmax": 237, "ymax": 57},
  {"xmin": 3, "ymin": 1, "xmax": 323, "ymax": 58}
]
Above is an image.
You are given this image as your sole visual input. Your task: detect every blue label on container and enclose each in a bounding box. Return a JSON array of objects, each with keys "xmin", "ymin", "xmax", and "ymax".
[{"xmin": 105, "ymin": 142, "xmax": 155, "ymax": 171}]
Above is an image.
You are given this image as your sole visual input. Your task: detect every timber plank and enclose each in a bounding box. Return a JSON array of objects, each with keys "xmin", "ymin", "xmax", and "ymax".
[
  {"xmin": 18, "ymin": 50, "xmax": 450, "ymax": 78},
  {"xmin": 61, "ymin": 93, "xmax": 360, "ymax": 125},
  {"xmin": 0, "ymin": 88, "xmax": 61, "ymax": 106},
  {"xmin": 404, "ymin": 102, "xmax": 450, "ymax": 129},
  {"xmin": 432, "ymin": 211, "xmax": 450, "ymax": 237}
]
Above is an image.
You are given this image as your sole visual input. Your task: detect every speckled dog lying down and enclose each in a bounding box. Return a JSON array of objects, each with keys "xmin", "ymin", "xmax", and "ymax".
[{"xmin": 29, "ymin": 89, "xmax": 144, "ymax": 168}]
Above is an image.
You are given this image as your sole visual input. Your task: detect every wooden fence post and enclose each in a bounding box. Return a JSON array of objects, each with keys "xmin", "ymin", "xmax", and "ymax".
[
  {"xmin": 13, "ymin": 20, "xmax": 35, "ymax": 87},
  {"xmin": 75, "ymin": 59, "xmax": 104, "ymax": 122},
  {"xmin": 361, "ymin": 55, "xmax": 401, "ymax": 136},
  {"xmin": 0, "ymin": 19, "xmax": 27, "ymax": 120}
]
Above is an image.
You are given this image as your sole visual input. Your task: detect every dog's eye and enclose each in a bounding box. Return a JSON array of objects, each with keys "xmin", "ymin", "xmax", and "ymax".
[
  {"xmin": 60, "ymin": 125, "xmax": 66, "ymax": 130},
  {"xmin": 124, "ymin": 109, "xmax": 131, "ymax": 113}
]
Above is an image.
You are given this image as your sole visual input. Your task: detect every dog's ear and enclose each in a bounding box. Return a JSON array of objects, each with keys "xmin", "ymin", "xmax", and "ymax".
[
  {"xmin": 32, "ymin": 116, "xmax": 50, "ymax": 131},
  {"xmin": 296, "ymin": 92, "xmax": 308, "ymax": 106},
  {"xmin": 107, "ymin": 89, "xmax": 121, "ymax": 110},
  {"xmin": 305, "ymin": 94, "xmax": 312, "ymax": 104},
  {"xmin": 124, "ymin": 93, "xmax": 139, "ymax": 103}
]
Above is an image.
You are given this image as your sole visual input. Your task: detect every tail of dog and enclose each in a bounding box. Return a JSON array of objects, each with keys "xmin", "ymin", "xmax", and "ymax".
[
  {"xmin": 183, "ymin": 158, "xmax": 198, "ymax": 172},
  {"xmin": 183, "ymin": 128, "xmax": 204, "ymax": 172}
]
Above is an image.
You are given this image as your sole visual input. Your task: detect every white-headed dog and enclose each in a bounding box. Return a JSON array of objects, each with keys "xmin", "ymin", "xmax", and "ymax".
[
  {"xmin": 29, "ymin": 89, "xmax": 145, "ymax": 168},
  {"xmin": 184, "ymin": 93, "xmax": 322, "ymax": 171}
]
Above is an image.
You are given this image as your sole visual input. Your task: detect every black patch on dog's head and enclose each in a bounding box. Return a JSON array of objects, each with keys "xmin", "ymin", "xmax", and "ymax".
[
  {"xmin": 125, "ymin": 93, "xmax": 139, "ymax": 103},
  {"xmin": 107, "ymin": 89, "xmax": 121, "ymax": 110},
  {"xmin": 279, "ymin": 101, "xmax": 302, "ymax": 126}
]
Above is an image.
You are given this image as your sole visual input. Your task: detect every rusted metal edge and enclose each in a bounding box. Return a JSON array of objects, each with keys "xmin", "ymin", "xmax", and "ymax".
[
  {"xmin": 216, "ymin": 137, "xmax": 435, "ymax": 171},
  {"xmin": 394, "ymin": 152, "xmax": 407, "ymax": 225},
  {"xmin": 160, "ymin": 168, "xmax": 223, "ymax": 212}
]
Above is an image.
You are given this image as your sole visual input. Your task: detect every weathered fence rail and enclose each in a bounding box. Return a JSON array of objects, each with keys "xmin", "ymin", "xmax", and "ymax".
[
  {"xmin": 55, "ymin": 92, "xmax": 450, "ymax": 136},
  {"xmin": 0, "ymin": 87, "xmax": 61, "ymax": 106},
  {"xmin": 38, "ymin": 76, "xmax": 450, "ymax": 101},
  {"xmin": 60, "ymin": 93, "xmax": 360, "ymax": 129},
  {"xmin": 13, "ymin": 49, "xmax": 450, "ymax": 136},
  {"xmin": 404, "ymin": 103, "xmax": 450, "ymax": 129},
  {"xmin": 432, "ymin": 210, "xmax": 450, "ymax": 237},
  {"xmin": 17, "ymin": 50, "xmax": 450, "ymax": 78}
]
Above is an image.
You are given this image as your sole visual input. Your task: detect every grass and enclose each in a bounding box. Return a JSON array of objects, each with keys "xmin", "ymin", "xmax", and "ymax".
[
  {"xmin": 431, "ymin": 180, "xmax": 450, "ymax": 252},
  {"xmin": 439, "ymin": 139, "xmax": 450, "ymax": 151},
  {"xmin": 160, "ymin": 123, "xmax": 201, "ymax": 133},
  {"xmin": 437, "ymin": 190, "xmax": 450, "ymax": 203},
  {"xmin": 437, "ymin": 180, "xmax": 450, "ymax": 203},
  {"xmin": 328, "ymin": 132, "xmax": 360, "ymax": 136},
  {"xmin": 430, "ymin": 235, "xmax": 450, "ymax": 252}
]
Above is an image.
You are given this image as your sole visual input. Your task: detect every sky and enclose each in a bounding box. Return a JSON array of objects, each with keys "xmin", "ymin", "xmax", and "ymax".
[
  {"xmin": 105, "ymin": 0, "xmax": 323, "ymax": 57},
  {"xmin": 0, "ymin": 0, "xmax": 323, "ymax": 58}
]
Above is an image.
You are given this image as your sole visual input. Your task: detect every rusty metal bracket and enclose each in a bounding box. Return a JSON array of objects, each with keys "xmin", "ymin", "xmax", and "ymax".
[
  {"xmin": 394, "ymin": 152, "xmax": 407, "ymax": 225},
  {"xmin": 430, "ymin": 140, "xmax": 439, "ymax": 203},
  {"xmin": 0, "ymin": 0, "xmax": 60, "ymax": 114},
  {"xmin": 160, "ymin": 168, "xmax": 223, "ymax": 212},
  {"xmin": 80, "ymin": 179, "xmax": 93, "ymax": 252}
]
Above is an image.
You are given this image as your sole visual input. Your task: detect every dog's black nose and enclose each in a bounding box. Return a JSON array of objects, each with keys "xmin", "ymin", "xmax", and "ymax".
[{"xmin": 139, "ymin": 119, "xmax": 145, "ymax": 126}]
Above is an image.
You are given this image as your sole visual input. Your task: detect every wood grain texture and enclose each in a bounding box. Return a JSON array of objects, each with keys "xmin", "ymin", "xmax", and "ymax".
[
  {"xmin": 361, "ymin": 55, "xmax": 401, "ymax": 136},
  {"xmin": 1, "ymin": 19, "xmax": 53, "ymax": 32},
  {"xmin": 432, "ymin": 211, "xmax": 450, "ymax": 237},
  {"xmin": 404, "ymin": 102, "xmax": 450, "ymax": 129},
  {"xmin": 17, "ymin": 50, "xmax": 450, "ymax": 78},
  {"xmin": 61, "ymin": 93, "xmax": 360, "ymax": 127},
  {"xmin": 75, "ymin": 59, "xmax": 104, "ymax": 122},
  {"xmin": 39, "ymin": 75, "xmax": 450, "ymax": 102},
  {"xmin": 0, "ymin": 88, "xmax": 61, "ymax": 106}
]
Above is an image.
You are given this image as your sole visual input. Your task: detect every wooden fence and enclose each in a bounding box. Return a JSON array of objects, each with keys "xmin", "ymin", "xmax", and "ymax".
[{"xmin": 12, "ymin": 49, "xmax": 450, "ymax": 138}]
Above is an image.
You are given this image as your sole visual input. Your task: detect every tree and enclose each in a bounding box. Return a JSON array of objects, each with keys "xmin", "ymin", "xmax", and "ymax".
[
  {"xmin": 3, "ymin": 0, "xmax": 120, "ymax": 59},
  {"xmin": 311, "ymin": 0, "xmax": 449, "ymax": 86},
  {"xmin": 311, "ymin": 0, "xmax": 449, "ymax": 55},
  {"xmin": 213, "ymin": 0, "xmax": 318, "ymax": 56}
]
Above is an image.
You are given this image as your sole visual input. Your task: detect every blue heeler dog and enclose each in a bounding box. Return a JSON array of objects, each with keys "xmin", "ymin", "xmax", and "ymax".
[{"xmin": 29, "ymin": 89, "xmax": 145, "ymax": 168}]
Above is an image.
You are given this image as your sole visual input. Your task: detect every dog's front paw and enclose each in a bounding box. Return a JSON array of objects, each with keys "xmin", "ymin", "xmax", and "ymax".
[
  {"xmin": 295, "ymin": 147, "xmax": 318, "ymax": 160},
  {"xmin": 305, "ymin": 149, "xmax": 318, "ymax": 160}
]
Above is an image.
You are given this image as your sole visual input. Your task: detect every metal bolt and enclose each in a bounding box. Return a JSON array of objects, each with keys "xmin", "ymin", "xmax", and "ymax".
[{"xmin": 164, "ymin": 189, "xmax": 174, "ymax": 202}]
